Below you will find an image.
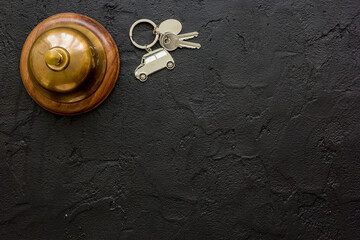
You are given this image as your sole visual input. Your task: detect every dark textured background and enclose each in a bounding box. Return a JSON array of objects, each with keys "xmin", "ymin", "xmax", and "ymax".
[{"xmin": 1, "ymin": 0, "xmax": 360, "ymax": 239}]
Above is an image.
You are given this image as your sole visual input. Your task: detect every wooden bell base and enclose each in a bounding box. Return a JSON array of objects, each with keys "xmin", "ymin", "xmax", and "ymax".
[{"xmin": 20, "ymin": 13, "xmax": 120, "ymax": 116}]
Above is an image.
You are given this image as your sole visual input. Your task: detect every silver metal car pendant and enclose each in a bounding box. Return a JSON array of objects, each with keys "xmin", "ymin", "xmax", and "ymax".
[{"xmin": 135, "ymin": 48, "xmax": 175, "ymax": 82}]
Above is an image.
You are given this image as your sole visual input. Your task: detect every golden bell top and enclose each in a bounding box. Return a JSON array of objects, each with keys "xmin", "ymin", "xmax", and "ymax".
[
  {"xmin": 29, "ymin": 27, "xmax": 94, "ymax": 93},
  {"xmin": 44, "ymin": 47, "xmax": 69, "ymax": 71}
]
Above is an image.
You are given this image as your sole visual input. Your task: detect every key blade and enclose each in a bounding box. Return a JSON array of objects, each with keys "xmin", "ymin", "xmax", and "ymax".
[
  {"xmin": 178, "ymin": 31, "xmax": 199, "ymax": 40},
  {"xmin": 178, "ymin": 40, "xmax": 201, "ymax": 49}
]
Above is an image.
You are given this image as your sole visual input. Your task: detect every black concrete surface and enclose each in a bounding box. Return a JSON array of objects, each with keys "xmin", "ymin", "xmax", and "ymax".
[{"xmin": 1, "ymin": 0, "xmax": 360, "ymax": 239}]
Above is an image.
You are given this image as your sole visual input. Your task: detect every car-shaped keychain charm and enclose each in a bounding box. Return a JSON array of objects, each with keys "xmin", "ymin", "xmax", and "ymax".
[{"xmin": 135, "ymin": 48, "xmax": 175, "ymax": 82}]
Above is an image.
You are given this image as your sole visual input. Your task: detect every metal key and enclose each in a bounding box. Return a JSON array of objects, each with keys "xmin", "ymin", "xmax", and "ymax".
[{"xmin": 160, "ymin": 32, "xmax": 201, "ymax": 51}]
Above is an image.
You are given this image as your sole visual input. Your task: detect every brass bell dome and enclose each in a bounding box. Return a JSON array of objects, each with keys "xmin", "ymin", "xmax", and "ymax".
[{"xmin": 29, "ymin": 27, "xmax": 94, "ymax": 93}]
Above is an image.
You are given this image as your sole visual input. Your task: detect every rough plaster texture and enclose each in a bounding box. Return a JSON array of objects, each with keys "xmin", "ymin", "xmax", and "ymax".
[{"xmin": 1, "ymin": 0, "xmax": 360, "ymax": 239}]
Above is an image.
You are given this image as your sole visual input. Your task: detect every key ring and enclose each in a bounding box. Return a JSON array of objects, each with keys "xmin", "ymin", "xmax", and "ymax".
[{"xmin": 129, "ymin": 19, "xmax": 159, "ymax": 50}]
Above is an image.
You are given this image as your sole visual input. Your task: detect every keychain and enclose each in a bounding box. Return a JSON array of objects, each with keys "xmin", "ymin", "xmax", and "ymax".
[{"xmin": 129, "ymin": 19, "xmax": 201, "ymax": 82}]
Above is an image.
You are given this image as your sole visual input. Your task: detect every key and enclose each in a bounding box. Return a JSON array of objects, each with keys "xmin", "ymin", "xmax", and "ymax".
[
  {"xmin": 158, "ymin": 19, "xmax": 182, "ymax": 35},
  {"xmin": 160, "ymin": 32, "xmax": 201, "ymax": 51},
  {"xmin": 160, "ymin": 32, "xmax": 199, "ymax": 46}
]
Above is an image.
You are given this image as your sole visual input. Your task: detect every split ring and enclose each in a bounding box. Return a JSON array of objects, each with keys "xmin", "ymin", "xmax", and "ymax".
[{"xmin": 129, "ymin": 19, "xmax": 159, "ymax": 50}]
